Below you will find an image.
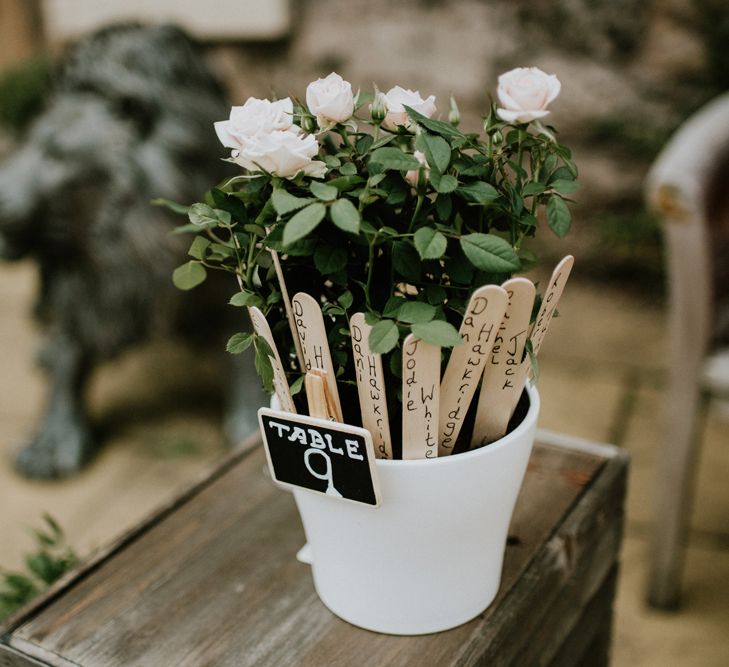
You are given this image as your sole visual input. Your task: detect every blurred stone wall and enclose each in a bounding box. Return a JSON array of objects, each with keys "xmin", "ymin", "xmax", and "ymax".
[{"xmin": 208, "ymin": 0, "xmax": 724, "ymax": 286}]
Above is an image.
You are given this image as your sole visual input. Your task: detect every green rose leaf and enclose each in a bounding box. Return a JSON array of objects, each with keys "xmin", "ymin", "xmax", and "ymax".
[
  {"xmin": 403, "ymin": 105, "xmax": 464, "ymax": 138},
  {"xmin": 425, "ymin": 284, "xmax": 447, "ymax": 305},
  {"xmin": 550, "ymin": 179, "xmax": 580, "ymax": 194},
  {"xmin": 151, "ymin": 198, "xmax": 190, "ymax": 215},
  {"xmin": 253, "ymin": 336, "xmax": 275, "ymax": 393},
  {"xmin": 546, "ymin": 195, "xmax": 572, "ymax": 238},
  {"xmin": 338, "ymin": 290, "xmax": 354, "ymax": 310},
  {"xmin": 226, "ymin": 332, "xmax": 254, "ymax": 354},
  {"xmin": 392, "ymin": 241, "xmax": 421, "ymax": 281},
  {"xmin": 188, "ymin": 203, "xmax": 230, "ymax": 227},
  {"xmin": 411, "ymin": 320, "xmax": 462, "ymax": 347},
  {"xmin": 435, "ymin": 194, "xmax": 452, "ymax": 221},
  {"xmin": 457, "ymin": 181, "xmax": 499, "ymax": 204},
  {"xmin": 289, "ymin": 375, "xmax": 305, "ymax": 395},
  {"xmin": 310, "ymin": 181, "xmax": 339, "ymax": 202},
  {"xmin": 314, "ymin": 244, "xmax": 348, "ymax": 274},
  {"xmin": 548, "ymin": 166, "xmax": 575, "ymax": 183},
  {"xmin": 460, "ymin": 233, "xmax": 521, "ymax": 273},
  {"xmin": 383, "ymin": 296, "xmax": 406, "ymax": 318},
  {"xmin": 369, "ymin": 319, "xmax": 399, "ymax": 354},
  {"xmin": 172, "ymin": 261, "xmax": 207, "ymax": 290},
  {"xmin": 283, "ymin": 202, "xmax": 327, "ymax": 246},
  {"xmin": 414, "ymin": 227, "xmax": 447, "ymax": 260},
  {"xmin": 416, "ymin": 133, "xmax": 451, "ymax": 173},
  {"xmin": 330, "ymin": 198, "xmax": 361, "ymax": 234},
  {"xmin": 356, "ymin": 134, "xmax": 374, "ymax": 155},
  {"xmin": 369, "ymin": 147, "xmax": 422, "ymax": 171},
  {"xmin": 229, "ymin": 291, "xmax": 263, "ymax": 308},
  {"xmin": 188, "ymin": 236, "xmax": 210, "ymax": 260},
  {"xmin": 398, "ymin": 301, "xmax": 436, "ymax": 324},
  {"xmin": 432, "ymin": 173, "xmax": 458, "ymax": 194},
  {"xmin": 339, "ymin": 162, "xmax": 357, "ymax": 176},
  {"xmin": 271, "ymin": 189, "xmax": 314, "ymax": 216},
  {"xmin": 523, "ymin": 182, "xmax": 546, "ymax": 196}
]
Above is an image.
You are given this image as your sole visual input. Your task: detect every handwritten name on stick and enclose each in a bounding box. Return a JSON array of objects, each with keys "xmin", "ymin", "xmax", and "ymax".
[
  {"xmin": 350, "ymin": 313, "xmax": 393, "ymax": 459},
  {"xmin": 248, "ymin": 306, "xmax": 296, "ymax": 413},
  {"xmin": 472, "ymin": 278, "xmax": 536, "ymax": 447},
  {"xmin": 258, "ymin": 408, "xmax": 380, "ymax": 507},
  {"xmin": 438, "ymin": 285, "xmax": 507, "ymax": 456},
  {"xmin": 529, "ymin": 255, "xmax": 574, "ymax": 358},
  {"xmin": 402, "ymin": 335, "xmax": 440, "ymax": 460},
  {"xmin": 291, "ymin": 292, "xmax": 343, "ymax": 421}
]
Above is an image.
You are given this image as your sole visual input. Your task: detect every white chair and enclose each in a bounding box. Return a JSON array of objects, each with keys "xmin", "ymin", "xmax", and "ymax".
[{"xmin": 644, "ymin": 92, "xmax": 729, "ymax": 609}]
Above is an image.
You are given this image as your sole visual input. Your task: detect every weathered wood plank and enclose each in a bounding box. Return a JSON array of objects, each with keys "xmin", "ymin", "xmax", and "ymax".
[
  {"xmin": 547, "ymin": 568, "xmax": 617, "ymax": 667},
  {"xmin": 0, "ymin": 432, "xmax": 261, "ymax": 639},
  {"xmin": 0, "ymin": 643, "xmax": 53, "ymax": 667},
  {"xmin": 5, "ymin": 439, "xmax": 625, "ymax": 667}
]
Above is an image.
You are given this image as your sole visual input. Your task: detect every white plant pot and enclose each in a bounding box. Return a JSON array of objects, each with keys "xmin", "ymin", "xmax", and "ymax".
[{"xmin": 285, "ymin": 382, "xmax": 540, "ymax": 635}]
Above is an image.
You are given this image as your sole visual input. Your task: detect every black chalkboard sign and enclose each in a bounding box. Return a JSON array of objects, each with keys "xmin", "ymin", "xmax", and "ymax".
[{"xmin": 258, "ymin": 408, "xmax": 381, "ymax": 507}]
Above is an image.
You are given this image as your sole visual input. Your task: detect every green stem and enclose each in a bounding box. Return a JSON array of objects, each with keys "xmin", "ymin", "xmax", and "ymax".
[
  {"xmin": 244, "ymin": 234, "xmax": 257, "ymax": 287},
  {"xmin": 365, "ymin": 232, "xmax": 379, "ymax": 309},
  {"xmin": 226, "ymin": 223, "xmax": 246, "ymax": 292},
  {"xmin": 408, "ymin": 195, "xmax": 424, "ymax": 233},
  {"xmin": 339, "ymin": 125, "xmax": 353, "ymax": 151},
  {"xmin": 516, "ymin": 129, "xmax": 524, "ymax": 187}
]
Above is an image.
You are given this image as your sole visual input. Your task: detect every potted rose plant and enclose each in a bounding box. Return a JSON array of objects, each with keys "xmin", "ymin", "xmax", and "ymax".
[{"xmin": 161, "ymin": 67, "xmax": 576, "ymax": 634}]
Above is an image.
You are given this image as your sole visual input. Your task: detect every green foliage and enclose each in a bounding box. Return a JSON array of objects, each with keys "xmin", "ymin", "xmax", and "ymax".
[
  {"xmin": 168, "ymin": 84, "xmax": 576, "ymax": 426},
  {"xmin": 695, "ymin": 0, "xmax": 729, "ymax": 93},
  {"xmin": 0, "ymin": 515, "xmax": 78, "ymax": 621},
  {"xmin": 0, "ymin": 57, "xmax": 52, "ymax": 133},
  {"xmin": 172, "ymin": 261, "xmax": 206, "ymax": 290}
]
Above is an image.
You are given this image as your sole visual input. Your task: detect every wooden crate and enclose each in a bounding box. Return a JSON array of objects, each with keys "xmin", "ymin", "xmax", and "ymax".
[{"xmin": 0, "ymin": 431, "xmax": 628, "ymax": 667}]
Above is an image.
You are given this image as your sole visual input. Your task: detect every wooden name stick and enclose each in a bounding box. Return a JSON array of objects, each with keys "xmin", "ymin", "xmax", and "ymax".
[
  {"xmin": 264, "ymin": 226, "xmax": 304, "ymax": 371},
  {"xmin": 528, "ymin": 255, "xmax": 574, "ymax": 360},
  {"xmin": 350, "ymin": 313, "xmax": 393, "ymax": 459},
  {"xmin": 401, "ymin": 334, "xmax": 440, "ymax": 460},
  {"xmin": 438, "ymin": 285, "xmax": 508, "ymax": 456},
  {"xmin": 248, "ymin": 306, "xmax": 296, "ymax": 414},
  {"xmin": 507, "ymin": 255, "xmax": 575, "ymax": 394},
  {"xmin": 471, "ymin": 278, "xmax": 536, "ymax": 447},
  {"xmin": 291, "ymin": 292, "xmax": 343, "ymax": 422}
]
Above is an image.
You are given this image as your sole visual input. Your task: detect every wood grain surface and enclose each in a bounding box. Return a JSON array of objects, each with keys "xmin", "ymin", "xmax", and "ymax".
[{"xmin": 1, "ymin": 435, "xmax": 627, "ymax": 667}]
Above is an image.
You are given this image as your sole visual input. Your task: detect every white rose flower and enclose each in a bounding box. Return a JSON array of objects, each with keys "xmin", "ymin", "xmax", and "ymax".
[
  {"xmin": 214, "ymin": 97, "xmax": 298, "ymax": 149},
  {"xmin": 496, "ymin": 67, "xmax": 561, "ymax": 124},
  {"xmin": 381, "ymin": 86, "xmax": 436, "ymax": 131},
  {"xmin": 231, "ymin": 129, "xmax": 326, "ymax": 179},
  {"xmin": 405, "ymin": 151, "xmax": 429, "ymax": 187},
  {"xmin": 306, "ymin": 72, "xmax": 354, "ymax": 128}
]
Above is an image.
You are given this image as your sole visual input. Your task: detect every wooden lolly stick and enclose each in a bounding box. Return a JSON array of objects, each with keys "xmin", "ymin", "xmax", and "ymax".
[
  {"xmin": 291, "ymin": 292, "xmax": 343, "ymax": 422},
  {"xmin": 248, "ymin": 305, "xmax": 296, "ymax": 414},
  {"xmin": 438, "ymin": 285, "xmax": 508, "ymax": 456},
  {"xmin": 471, "ymin": 278, "xmax": 536, "ymax": 448},
  {"xmin": 350, "ymin": 313, "xmax": 393, "ymax": 459},
  {"xmin": 529, "ymin": 255, "xmax": 574, "ymax": 358},
  {"xmin": 401, "ymin": 334, "xmax": 440, "ymax": 460},
  {"xmin": 269, "ymin": 248, "xmax": 305, "ymax": 371},
  {"xmin": 499, "ymin": 256, "xmax": 575, "ymax": 414}
]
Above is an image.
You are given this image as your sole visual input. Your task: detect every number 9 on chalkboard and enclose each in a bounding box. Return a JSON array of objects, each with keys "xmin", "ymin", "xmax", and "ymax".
[{"xmin": 258, "ymin": 408, "xmax": 382, "ymax": 507}]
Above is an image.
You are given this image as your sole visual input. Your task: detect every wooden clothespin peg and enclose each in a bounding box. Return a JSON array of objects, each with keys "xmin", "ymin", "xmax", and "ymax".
[{"xmin": 305, "ymin": 369, "xmax": 340, "ymax": 422}]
